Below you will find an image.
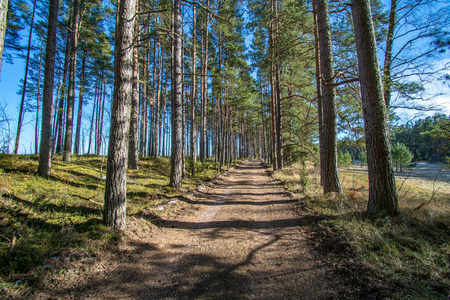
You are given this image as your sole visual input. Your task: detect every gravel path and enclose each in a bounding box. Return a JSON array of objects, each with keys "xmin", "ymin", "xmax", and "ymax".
[{"xmin": 48, "ymin": 161, "xmax": 340, "ymax": 299}]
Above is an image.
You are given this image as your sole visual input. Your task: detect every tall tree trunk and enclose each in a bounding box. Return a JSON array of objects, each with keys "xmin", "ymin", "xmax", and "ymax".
[
  {"xmin": 74, "ymin": 48, "xmax": 86, "ymax": 155},
  {"xmin": 54, "ymin": 31, "xmax": 71, "ymax": 154},
  {"xmin": 200, "ymin": 0, "xmax": 209, "ymax": 162},
  {"xmin": 150, "ymin": 35, "xmax": 157, "ymax": 157},
  {"xmin": 383, "ymin": 0, "xmax": 397, "ymax": 109},
  {"xmin": 63, "ymin": 0, "xmax": 80, "ymax": 162},
  {"xmin": 274, "ymin": 0, "xmax": 283, "ymax": 170},
  {"xmin": 154, "ymin": 43, "xmax": 162, "ymax": 157},
  {"xmin": 269, "ymin": 0, "xmax": 277, "ymax": 170},
  {"xmin": 139, "ymin": 46, "xmax": 147, "ymax": 156},
  {"xmin": 97, "ymin": 80, "xmax": 106, "ymax": 154},
  {"xmin": 14, "ymin": 0, "xmax": 37, "ymax": 154},
  {"xmin": 35, "ymin": 38, "xmax": 44, "ymax": 154},
  {"xmin": 87, "ymin": 83, "xmax": 98, "ymax": 154},
  {"xmin": 351, "ymin": 0, "xmax": 398, "ymax": 215},
  {"xmin": 38, "ymin": 0, "xmax": 59, "ymax": 175},
  {"xmin": 313, "ymin": 0, "xmax": 324, "ymax": 185},
  {"xmin": 104, "ymin": 0, "xmax": 136, "ymax": 230},
  {"xmin": 128, "ymin": 1, "xmax": 140, "ymax": 169},
  {"xmin": 170, "ymin": 0, "xmax": 182, "ymax": 188},
  {"xmin": 191, "ymin": 3, "xmax": 197, "ymax": 173},
  {"xmin": 181, "ymin": 8, "xmax": 186, "ymax": 177},
  {"xmin": 0, "ymin": 0, "xmax": 8, "ymax": 77},
  {"xmin": 316, "ymin": 0, "xmax": 342, "ymax": 194}
]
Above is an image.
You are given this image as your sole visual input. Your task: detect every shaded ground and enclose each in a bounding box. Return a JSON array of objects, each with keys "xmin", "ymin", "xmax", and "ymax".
[{"xmin": 34, "ymin": 161, "xmax": 349, "ymax": 299}]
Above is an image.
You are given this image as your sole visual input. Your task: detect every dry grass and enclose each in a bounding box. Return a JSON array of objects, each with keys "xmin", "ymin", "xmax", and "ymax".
[{"xmin": 275, "ymin": 162, "xmax": 450, "ymax": 299}]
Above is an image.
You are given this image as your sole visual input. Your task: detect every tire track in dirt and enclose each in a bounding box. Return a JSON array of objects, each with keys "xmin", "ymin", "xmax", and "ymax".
[{"xmin": 45, "ymin": 161, "xmax": 341, "ymax": 299}]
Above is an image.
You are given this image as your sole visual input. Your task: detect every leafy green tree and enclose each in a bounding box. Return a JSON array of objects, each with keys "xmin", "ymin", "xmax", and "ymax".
[
  {"xmin": 358, "ymin": 150, "xmax": 366, "ymax": 167},
  {"xmin": 391, "ymin": 142, "xmax": 413, "ymax": 172},
  {"xmin": 338, "ymin": 151, "xmax": 352, "ymax": 167}
]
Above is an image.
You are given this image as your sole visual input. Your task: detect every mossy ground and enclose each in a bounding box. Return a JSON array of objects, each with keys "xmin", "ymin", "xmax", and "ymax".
[
  {"xmin": 0, "ymin": 154, "xmax": 229, "ymax": 295},
  {"xmin": 275, "ymin": 162, "xmax": 450, "ymax": 299}
]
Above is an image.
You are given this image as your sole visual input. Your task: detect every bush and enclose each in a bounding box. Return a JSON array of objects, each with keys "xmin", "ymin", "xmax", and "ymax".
[
  {"xmin": 338, "ymin": 151, "xmax": 353, "ymax": 167},
  {"xmin": 358, "ymin": 150, "xmax": 367, "ymax": 167},
  {"xmin": 392, "ymin": 142, "xmax": 413, "ymax": 172}
]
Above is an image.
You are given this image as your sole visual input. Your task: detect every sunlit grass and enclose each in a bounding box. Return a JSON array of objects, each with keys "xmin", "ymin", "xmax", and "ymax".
[
  {"xmin": 0, "ymin": 154, "xmax": 227, "ymax": 294},
  {"xmin": 275, "ymin": 161, "xmax": 450, "ymax": 299}
]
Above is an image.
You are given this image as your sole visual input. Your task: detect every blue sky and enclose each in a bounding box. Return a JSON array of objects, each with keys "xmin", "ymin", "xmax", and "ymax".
[{"xmin": 0, "ymin": 0, "xmax": 449, "ymax": 154}]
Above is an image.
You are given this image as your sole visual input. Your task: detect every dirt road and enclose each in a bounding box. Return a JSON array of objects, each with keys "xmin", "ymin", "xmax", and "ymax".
[{"xmin": 49, "ymin": 161, "xmax": 341, "ymax": 299}]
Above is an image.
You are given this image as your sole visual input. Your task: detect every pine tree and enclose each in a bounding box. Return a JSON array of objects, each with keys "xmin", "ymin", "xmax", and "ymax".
[
  {"xmin": 170, "ymin": 0, "xmax": 182, "ymax": 188},
  {"xmin": 315, "ymin": 0, "xmax": 341, "ymax": 194},
  {"xmin": 103, "ymin": 0, "xmax": 136, "ymax": 230},
  {"xmin": 351, "ymin": 0, "xmax": 398, "ymax": 215},
  {"xmin": 63, "ymin": 0, "xmax": 81, "ymax": 162},
  {"xmin": 38, "ymin": 0, "xmax": 59, "ymax": 175}
]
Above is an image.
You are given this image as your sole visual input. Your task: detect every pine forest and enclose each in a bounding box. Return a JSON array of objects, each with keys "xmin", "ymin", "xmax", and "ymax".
[{"xmin": 0, "ymin": 0, "xmax": 449, "ymax": 298}]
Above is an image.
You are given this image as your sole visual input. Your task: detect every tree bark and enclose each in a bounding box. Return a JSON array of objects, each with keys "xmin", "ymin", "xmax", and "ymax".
[
  {"xmin": 74, "ymin": 48, "xmax": 86, "ymax": 155},
  {"xmin": 316, "ymin": 0, "xmax": 342, "ymax": 194},
  {"xmin": 38, "ymin": 0, "xmax": 59, "ymax": 175},
  {"xmin": 35, "ymin": 38, "xmax": 44, "ymax": 154},
  {"xmin": 63, "ymin": 0, "xmax": 80, "ymax": 162},
  {"xmin": 97, "ymin": 79, "xmax": 106, "ymax": 154},
  {"xmin": 313, "ymin": 0, "xmax": 324, "ymax": 185},
  {"xmin": 190, "ymin": 3, "xmax": 197, "ymax": 174},
  {"xmin": 155, "ymin": 42, "xmax": 163, "ymax": 157},
  {"xmin": 274, "ymin": 0, "xmax": 283, "ymax": 170},
  {"xmin": 54, "ymin": 30, "xmax": 71, "ymax": 154},
  {"xmin": 104, "ymin": 0, "xmax": 136, "ymax": 230},
  {"xmin": 170, "ymin": 0, "xmax": 182, "ymax": 188},
  {"xmin": 200, "ymin": 0, "xmax": 209, "ymax": 162},
  {"xmin": 87, "ymin": 82, "xmax": 98, "ymax": 154},
  {"xmin": 351, "ymin": 0, "xmax": 398, "ymax": 215},
  {"xmin": 150, "ymin": 35, "xmax": 158, "ymax": 157},
  {"xmin": 14, "ymin": 0, "xmax": 37, "ymax": 154},
  {"xmin": 128, "ymin": 1, "xmax": 140, "ymax": 169},
  {"xmin": 383, "ymin": 0, "xmax": 397, "ymax": 109}
]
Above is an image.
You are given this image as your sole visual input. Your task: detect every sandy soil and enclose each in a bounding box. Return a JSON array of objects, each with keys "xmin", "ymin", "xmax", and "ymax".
[{"xmin": 35, "ymin": 161, "xmax": 347, "ymax": 299}]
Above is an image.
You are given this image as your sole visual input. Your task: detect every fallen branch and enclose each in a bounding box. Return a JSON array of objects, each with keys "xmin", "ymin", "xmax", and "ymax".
[
  {"xmin": 69, "ymin": 193, "xmax": 103, "ymax": 206},
  {"xmin": 0, "ymin": 187, "xmax": 10, "ymax": 194},
  {"xmin": 397, "ymin": 168, "xmax": 413, "ymax": 194},
  {"xmin": 0, "ymin": 234, "xmax": 10, "ymax": 242}
]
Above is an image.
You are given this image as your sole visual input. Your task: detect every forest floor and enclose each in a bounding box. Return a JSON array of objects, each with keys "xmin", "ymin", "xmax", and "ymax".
[
  {"xmin": 30, "ymin": 160, "xmax": 357, "ymax": 299},
  {"xmin": 2, "ymin": 157, "xmax": 448, "ymax": 299}
]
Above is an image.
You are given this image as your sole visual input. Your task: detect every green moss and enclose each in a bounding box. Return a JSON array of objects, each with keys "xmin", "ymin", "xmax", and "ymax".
[{"xmin": 0, "ymin": 155, "xmax": 228, "ymax": 289}]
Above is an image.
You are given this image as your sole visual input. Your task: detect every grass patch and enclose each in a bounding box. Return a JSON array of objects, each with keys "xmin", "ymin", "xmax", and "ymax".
[
  {"xmin": 0, "ymin": 154, "xmax": 227, "ymax": 295},
  {"xmin": 275, "ymin": 162, "xmax": 450, "ymax": 299}
]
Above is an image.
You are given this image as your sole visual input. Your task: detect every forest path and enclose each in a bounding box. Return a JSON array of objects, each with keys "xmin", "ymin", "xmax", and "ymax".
[{"xmin": 57, "ymin": 161, "xmax": 340, "ymax": 299}]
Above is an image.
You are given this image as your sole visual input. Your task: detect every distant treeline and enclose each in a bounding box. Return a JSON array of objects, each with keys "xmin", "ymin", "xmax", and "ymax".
[
  {"xmin": 393, "ymin": 114, "xmax": 450, "ymax": 163},
  {"xmin": 338, "ymin": 114, "xmax": 450, "ymax": 164}
]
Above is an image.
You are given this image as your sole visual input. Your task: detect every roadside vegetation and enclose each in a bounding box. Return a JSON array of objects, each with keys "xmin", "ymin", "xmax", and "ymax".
[
  {"xmin": 0, "ymin": 154, "xmax": 229, "ymax": 295},
  {"xmin": 275, "ymin": 161, "xmax": 450, "ymax": 299}
]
